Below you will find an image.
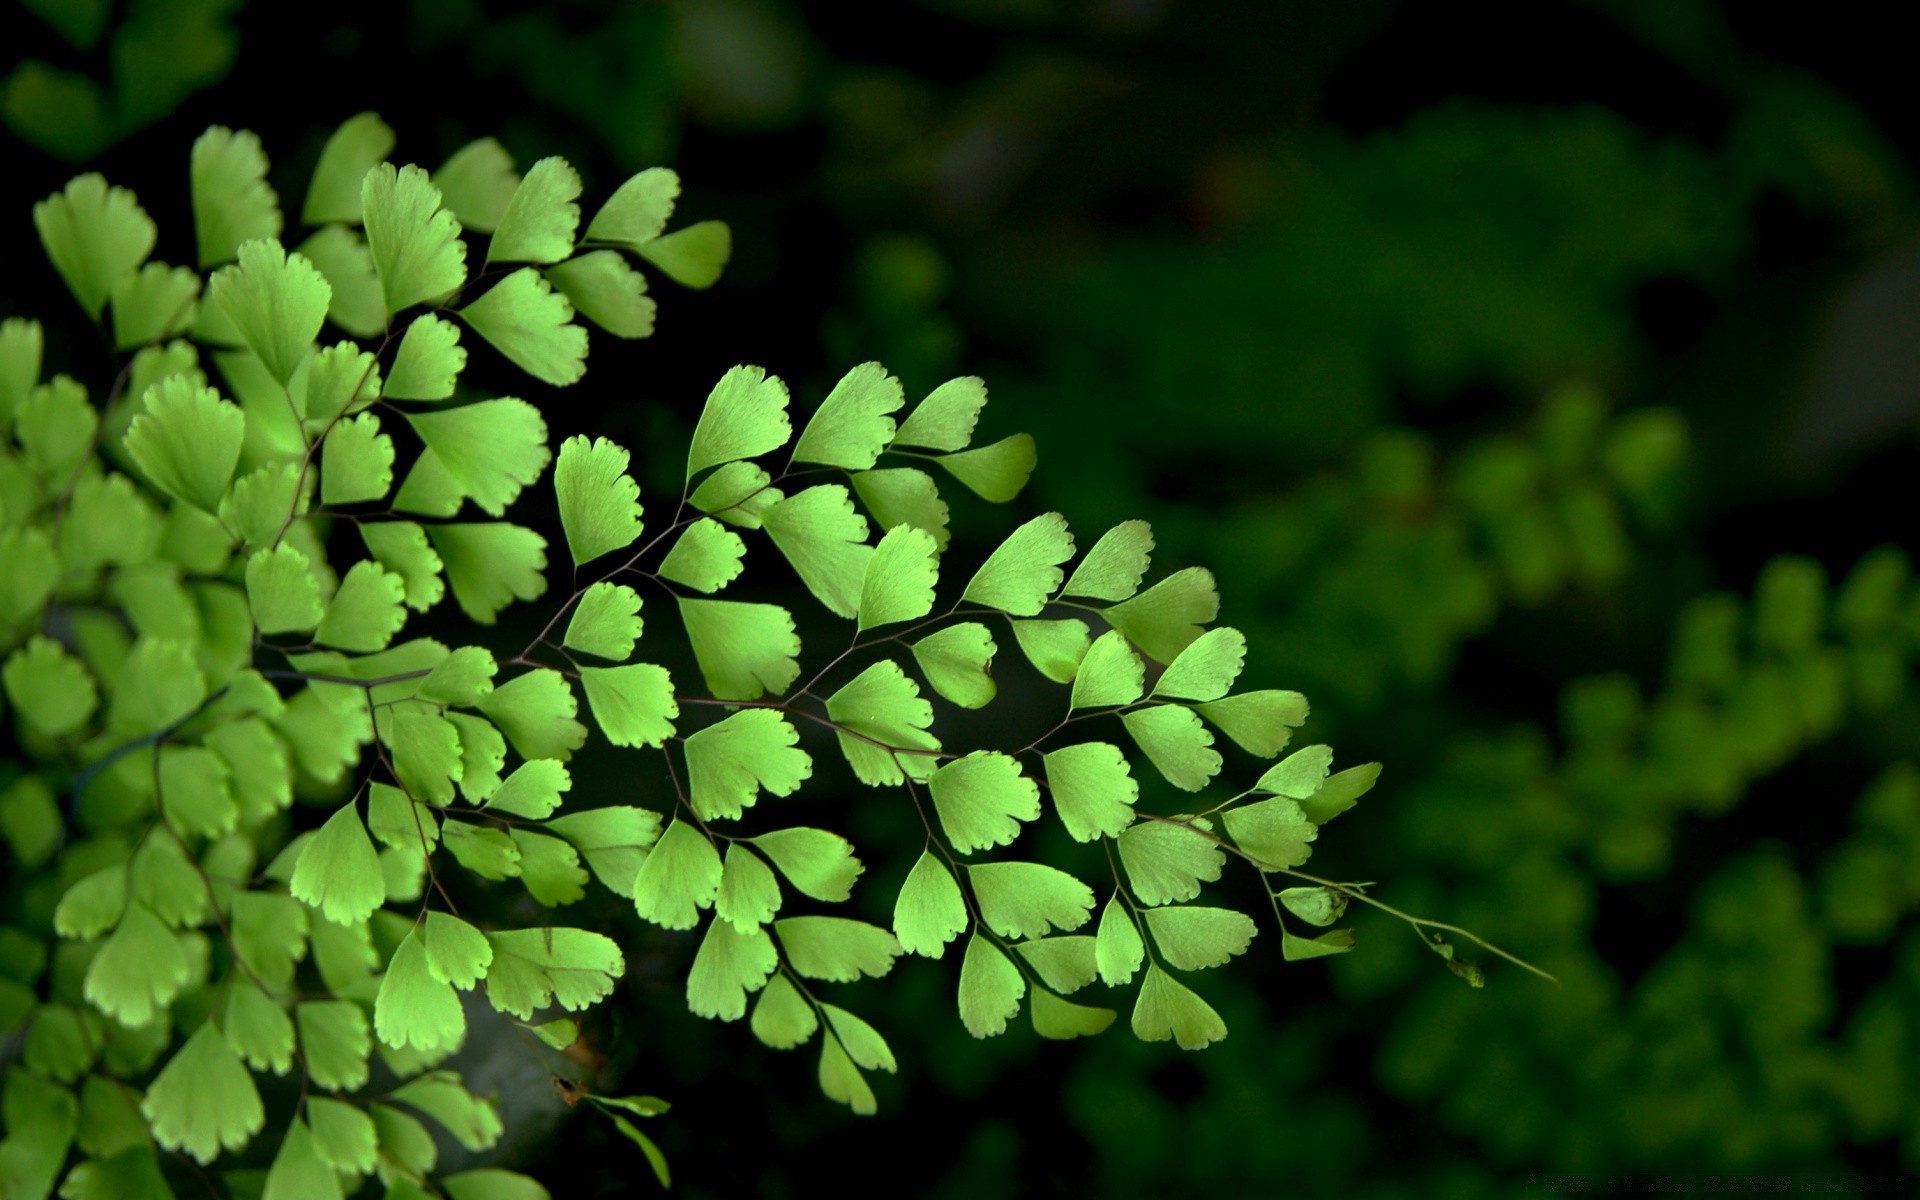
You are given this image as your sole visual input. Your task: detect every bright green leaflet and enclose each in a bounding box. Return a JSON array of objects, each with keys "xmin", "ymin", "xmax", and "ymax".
[
  {"xmin": 1043, "ymin": 742, "xmax": 1138, "ymax": 842},
  {"xmin": 633, "ymin": 220, "xmax": 731, "ymax": 289},
  {"xmin": 658, "ymin": 519, "xmax": 746, "ymax": 593},
  {"xmin": 957, "ymin": 934, "xmax": 1024, "ymax": 1038},
  {"xmin": 303, "ymin": 111, "xmax": 395, "ymax": 225},
  {"xmin": 459, "ymin": 268, "xmax": 587, "ymax": 387},
  {"xmin": 937, "ymin": 433, "xmax": 1037, "ymax": 503},
  {"xmin": 928, "ymin": 751, "xmax": 1040, "ymax": 853},
  {"xmin": 910, "ymin": 622, "xmax": 997, "ymax": 708},
  {"xmin": 893, "ymin": 376, "xmax": 986, "ymax": 452},
  {"xmin": 546, "ymin": 251, "xmax": 654, "ymax": 339},
  {"xmin": 1071, "ymin": 629, "xmax": 1145, "ymax": 710},
  {"xmin": 963, "ymin": 512, "xmax": 1074, "ymax": 616},
  {"xmin": 383, "ymin": 314, "xmax": 465, "ymax": 401},
  {"xmin": 791, "ymin": 361, "xmax": 904, "ymax": 470},
  {"xmin": 858, "ymin": 524, "xmax": 938, "ymax": 631},
  {"xmin": 553, "ymin": 434, "xmax": 644, "ymax": 566},
  {"xmin": 205, "ymin": 239, "xmax": 329, "ymax": 385},
  {"xmin": 361, "ymin": 163, "xmax": 466, "ymax": 315},
  {"xmin": 487, "ymin": 156, "xmax": 582, "ymax": 266},
  {"xmin": 563, "ymin": 582, "xmax": 643, "ymax": 661},
  {"xmin": 683, "ymin": 709, "xmax": 811, "ymax": 821},
  {"xmin": 1063, "ymin": 519, "xmax": 1154, "ymax": 602},
  {"xmin": 686, "ymin": 364, "xmax": 791, "ymax": 479},
  {"xmin": 1130, "ymin": 964, "xmax": 1228, "ymax": 1051}
]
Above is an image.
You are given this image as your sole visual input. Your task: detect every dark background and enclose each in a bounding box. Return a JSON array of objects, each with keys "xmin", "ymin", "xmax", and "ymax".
[{"xmin": 7, "ymin": 0, "xmax": 1920, "ymax": 1195}]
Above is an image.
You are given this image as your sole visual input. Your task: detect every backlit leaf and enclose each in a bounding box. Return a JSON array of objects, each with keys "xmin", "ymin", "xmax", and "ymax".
[
  {"xmin": 762, "ymin": 484, "xmax": 874, "ymax": 619},
  {"xmin": 580, "ymin": 663, "xmax": 677, "ymax": 748},
  {"xmin": 483, "ymin": 928, "xmax": 624, "ymax": 1019},
  {"xmin": 192, "ymin": 126, "xmax": 280, "ymax": 268},
  {"xmin": 825, "ymin": 660, "xmax": 940, "ymax": 786},
  {"xmin": 850, "ymin": 466, "xmax": 950, "ymax": 550},
  {"xmin": 911, "ymin": 621, "xmax": 997, "ymax": 708},
  {"xmin": 631, "ymin": 820, "xmax": 722, "ymax": 930},
  {"xmin": 487, "ymin": 156, "xmax": 581, "ymax": 266},
  {"xmin": 406, "ymin": 398, "xmax": 548, "ymax": 517},
  {"xmin": 963, "ymin": 512, "xmax": 1073, "ymax": 616},
  {"xmin": 554, "ymin": 435, "xmax": 644, "ymax": 565},
  {"xmin": 1071, "ymin": 629, "xmax": 1144, "ymax": 710},
  {"xmin": 207, "ymin": 239, "xmax": 330, "ymax": 385},
  {"xmin": 34, "ymin": 173, "xmax": 154, "ymax": 320},
  {"xmin": 775, "ymin": 917, "xmax": 900, "ymax": 982},
  {"xmin": 858, "ymin": 524, "xmax": 938, "ymax": 631},
  {"xmin": 563, "ymin": 582, "xmax": 642, "ymax": 661},
  {"xmin": 1011, "ymin": 618, "xmax": 1092, "ymax": 683},
  {"xmin": 1153, "ymin": 626, "xmax": 1246, "ymax": 702},
  {"xmin": 1095, "ymin": 897, "xmax": 1143, "ymax": 986},
  {"xmin": 685, "ymin": 919, "xmax": 776, "ymax": 1021},
  {"xmin": 633, "ymin": 220, "xmax": 731, "ymax": 289},
  {"xmin": 375, "ymin": 928, "xmax": 465, "ymax": 1053},
  {"xmin": 751, "ymin": 828, "xmax": 863, "ymax": 902},
  {"xmin": 304, "ymin": 112, "xmax": 394, "ymax": 225},
  {"xmin": 1197, "ymin": 690, "xmax": 1308, "ymax": 757},
  {"xmin": 362, "ymin": 163, "xmax": 466, "ymax": 315},
  {"xmin": 459, "ymin": 268, "xmax": 586, "ymax": 386},
  {"xmin": 687, "ymin": 365, "xmax": 790, "ymax": 479},
  {"xmin": 546, "ymin": 251, "xmax": 654, "ymax": 338},
  {"xmin": 1143, "ymin": 906, "xmax": 1257, "ymax": 971},
  {"xmin": 957, "ymin": 934, "xmax": 1023, "ymax": 1038},
  {"xmin": 430, "ymin": 523, "xmax": 548, "ymax": 624},
  {"xmin": 1116, "ymin": 822, "xmax": 1223, "ymax": 906},
  {"xmin": 586, "ymin": 167, "xmax": 678, "ymax": 246},
  {"xmin": 937, "ymin": 433, "xmax": 1036, "ymax": 502},
  {"xmin": 123, "ymin": 376, "xmax": 242, "ymax": 513},
  {"xmin": 969, "ymin": 861, "xmax": 1095, "ymax": 939},
  {"xmin": 1121, "ymin": 705, "xmax": 1222, "ymax": 791},
  {"xmin": 1064, "ymin": 520, "xmax": 1153, "ymax": 602},
  {"xmin": 384, "ymin": 314, "xmax": 466, "ymax": 400},
  {"xmin": 893, "ymin": 376, "xmax": 986, "ymax": 452},
  {"xmin": 1222, "ymin": 797, "xmax": 1317, "ymax": 870},
  {"xmin": 433, "ymin": 137, "xmax": 519, "ymax": 233},
  {"xmin": 1130, "ymin": 964, "xmax": 1227, "ymax": 1050},
  {"xmin": 142, "ymin": 1020, "xmax": 264, "ymax": 1163},
  {"xmin": 792, "ymin": 361, "xmax": 904, "ymax": 470},
  {"xmin": 893, "ymin": 850, "xmax": 967, "ymax": 958},
  {"xmin": 715, "ymin": 843, "xmax": 781, "ymax": 931},
  {"xmin": 929, "ymin": 751, "xmax": 1038, "ymax": 852},
  {"xmin": 1043, "ymin": 742, "xmax": 1137, "ymax": 842},
  {"xmin": 289, "ymin": 800, "xmax": 385, "ymax": 924},
  {"xmin": 658, "ymin": 518, "xmax": 745, "ymax": 593},
  {"xmin": 1102, "ymin": 567, "xmax": 1219, "ymax": 664},
  {"xmin": 684, "ymin": 709, "xmax": 810, "ymax": 821}
]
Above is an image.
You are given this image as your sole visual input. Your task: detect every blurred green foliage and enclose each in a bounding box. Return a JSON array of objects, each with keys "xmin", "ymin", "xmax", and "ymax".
[{"xmin": 6, "ymin": 0, "xmax": 1920, "ymax": 1194}]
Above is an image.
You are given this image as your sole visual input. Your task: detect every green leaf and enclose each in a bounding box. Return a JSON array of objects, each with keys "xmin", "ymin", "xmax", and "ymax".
[
  {"xmin": 0, "ymin": 317, "xmax": 43, "ymax": 421},
  {"xmin": 957, "ymin": 934, "xmax": 1024, "ymax": 1038},
  {"xmin": 963, "ymin": 512, "xmax": 1073, "ymax": 615},
  {"xmin": 443, "ymin": 821, "xmax": 521, "ymax": 880},
  {"xmin": 969, "ymin": 862, "xmax": 1095, "ymax": 939},
  {"xmin": 290, "ymin": 800, "xmax": 385, "ymax": 924},
  {"xmin": 110, "ymin": 263, "xmax": 199, "ymax": 350},
  {"xmin": 1030, "ymin": 988, "xmax": 1116, "ymax": 1040},
  {"xmin": 295, "ymin": 1001, "xmax": 370, "ymax": 1092},
  {"xmin": 158, "ymin": 744, "xmax": 236, "ymax": 837},
  {"xmin": 370, "ymin": 1103, "xmax": 437, "ymax": 1178},
  {"xmin": 684, "ymin": 709, "xmax": 811, "ymax": 820},
  {"xmin": 554, "ymin": 434, "xmax": 644, "ymax": 565},
  {"xmin": 1300, "ymin": 763, "xmax": 1381, "ymax": 825},
  {"xmin": 1071, "ymin": 629, "xmax": 1145, "ymax": 709},
  {"xmin": 792, "ymin": 361, "xmax": 904, "ymax": 469},
  {"xmin": 301, "ymin": 342, "xmax": 382, "ymax": 422},
  {"xmin": 1154, "ymin": 626, "xmax": 1246, "ymax": 702},
  {"xmin": 893, "ymin": 850, "xmax": 967, "ymax": 958},
  {"xmin": 304, "ymin": 112, "xmax": 395, "ymax": 225},
  {"xmin": 658, "ymin": 519, "xmax": 745, "ymax": 593},
  {"xmin": 893, "ymin": 376, "xmax": 986, "ymax": 451},
  {"xmin": 141, "ymin": 1020, "xmax": 265, "ymax": 1163},
  {"xmin": 858, "ymin": 524, "xmax": 938, "ymax": 631},
  {"xmin": 430, "ymin": 523, "xmax": 549, "ymax": 624},
  {"xmin": 407, "ymin": 397, "xmax": 549, "ymax": 517},
  {"xmin": 191, "ymin": 126, "xmax": 281, "ymax": 268},
  {"xmin": 395, "ymin": 1073, "xmax": 506, "ymax": 1154},
  {"xmin": 1143, "ymin": 906, "xmax": 1257, "ymax": 971},
  {"xmin": 77, "ymin": 1073, "xmax": 150, "ymax": 1159},
  {"xmin": 54, "ymin": 865, "xmax": 126, "ymax": 940},
  {"xmin": 320, "ymin": 413, "xmax": 394, "ymax": 505},
  {"xmin": 315, "ymin": 561, "xmax": 406, "ymax": 652},
  {"xmin": 207, "ymin": 239, "xmax": 331, "ymax": 385},
  {"xmin": 476, "ymin": 669, "xmax": 587, "ymax": 761},
  {"xmin": 420, "ymin": 646, "xmax": 497, "ymax": 707},
  {"xmin": 1278, "ymin": 886, "xmax": 1349, "ymax": 927},
  {"xmin": 246, "ymin": 544, "xmax": 324, "ymax": 635},
  {"xmin": 297, "ymin": 226, "xmax": 387, "ymax": 337},
  {"xmin": 910, "ymin": 622, "xmax": 997, "ymax": 708},
  {"xmin": 545, "ymin": 806, "xmax": 660, "ymax": 896},
  {"xmin": 1130, "ymin": 964, "xmax": 1227, "ymax": 1050},
  {"xmin": 1102, "ymin": 566, "xmax": 1219, "ymax": 664},
  {"xmin": 224, "ymin": 981, "xmax": 295, "ymax": 1074},
  {"xmin": 715, "ymin": 843, "xmax": 782, "ymax": 931},
  {"xmin": 580, "ymin": 663, "xmax": 677, "ymax": 748},
  {"xmin": 306, "ymin": 1097, "xmax": 376, "ymax": 1173},
  {"xmin": 938, "ymin": 433, "xmax": 1036, "ymax": 502},
  {"xmin": 1010, "ymin": 618, "xmax": 1092, "ymax": 683},
  {"xmin": 123, "ymin": 376, "xmax": 242, "ymax": 513},
  {"xmin": 0, "ymin": 776, "xmax": 60, "ymax": 870},
  {"xmin": 417, "ymin": 915, "xmax": 490, "ymax": 994},
  {"xmin": 586, "ymin": 166, "xmax": 678, "ymax": 245},
  {"xmin": 1064, "ymin": 520, "xmax": 1153, "ymax": 602},
  {"xmin": 433, "ymin": 137, "xmax": 519, "ymax": 233},
  {"xmin": 83, "ymin": 901, "xmax": 189, "ymax": 1026},
  {"xmin": 525, "ymin": 1019, "xmax": 579, "ymax": 1051},
  {"xmin": 368, "ymin": 782, "xmax": 439, "ymax": 853},
  {"xmin": 1281, "ymin": 928, "xmax": 1356, "ymax": 961},
  {"xmin": 850, "ymin": 466, "xmax": 950, "ymax": 550},
  {"xmin": 679, "ymin": 598, "xmax": 801, "ymax": 700},
  {"xmin": 750, "ymin": 974, "xmax": 818, "ymax": 1049},
  {"xmin": 631, "ymin": 820, "xmax": 722, "ymax": 930},
  {"xmin": 1014, "ymin": 936, "xmax": 1099, "ymax": 994},
  {"xmin": 362, "ymin": 522, "xmax": 445, "ymax": 611},
  {"xmin": 823, "ymin": 1005, "xmax": 896, "ymax": 1074},
  {"xmin": 375, "ymin": 928, "xmax": 465, "ymax": 1053},
  {"xmin": 459, "ymin": 268, "xmax": 587, "ymax": 386},
  {"xmin": 488, "ymin": 156, "xmax": 581, "ymax": 265},
  {"xmin": 561, "ymin": 582, "xmax": 642, "ymax": 662},
  {"xmin": 687, "ymin": 365, "xmax": 791, "ymax": 479},
  {"xmin": 633, "ymin": 220, "xmax": 731, "ymax": 289},
  {"xmin": 686, "ymin": 919, "xmax": 777, "ymax": 1021},
  {"xmin": 929, "ymin": 751, "xmax": 1038, "ymax": 852},
  {"xmin": 362, "ymin": 163, "xmax": 467, "ymax": 315},
  {"xmin": 1116, "ymin": 822, "xmax": 1223, "ymax": 906},
  {"xmin": 1254, "ymin": 744, "xmax": 1332, "ymax": 798},
  {"xmin": 34, "ymin": 173, "xmax": 155, "ymax": 320},
  {"xmin": 1221, "ymin": 796, "xmax": 1317, "ymax": 869},
  {"xmin": 486, "ymin": 760, "xmax": 571, "ymax": 820},
  {"xmin": 483, "ymin": 928, "xmax": 624, "ymax": 1019},
  {"xmin": 817, "ymin": 1035, "xmax": 875, "ymax": 1115},
  {"xmin": 762, "ymin": 484, "xmax": 874, "ymax": 619},
  {"xmin": 3, "ymin": 635, "xmax": 97, "ymax": 736},
  {"xmin": 776, "ymin": 917, "xmax": 901, "ymax": 982},
  {"xmin": 513, "ymin": 829, "xmax": 588, "ymax": 905},
  {"xmin": 546, "ymin": 251, "xmax": 654, "ymax": 338},
  {"xmin": 384, "ymin": 314, "xmax": 466, "ymax": 400},
  {"xmin": 752, "ymin": 828, "xmax": 862, "ymax": 902},
  {"xmin": 1197, "ymin": 690, "xmax": 1308, "ymax": 757},
  {"xmin": 17, "ymin": 374, "xmax": 96, "ymax": 481},
  {"xmin": 1121, "ymin": 705, "xmax": 1222, "ymax": 792},
  {"xmin": 826, "ymin": 660, "xmax": 942, "ymax": 786},
  {"xmin": 224, "ymin": 464, "xmax": 303, "ymax": 557},
  {"xmin": 686, "ymin": 462, "xmax": 782, "ymax": 526},
  {"xmin": 385, "ymin": 710, "xmax": 463, "ymax": 804},
  {"xmin": 1043, "ymin": 742, "xmax": 1137, "ymax": 842}
]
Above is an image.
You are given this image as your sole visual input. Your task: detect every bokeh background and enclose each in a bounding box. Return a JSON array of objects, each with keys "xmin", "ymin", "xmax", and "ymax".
[{"xmin": 7, "ymin": 0, "xmax": 1920, "ymax": 1195}]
